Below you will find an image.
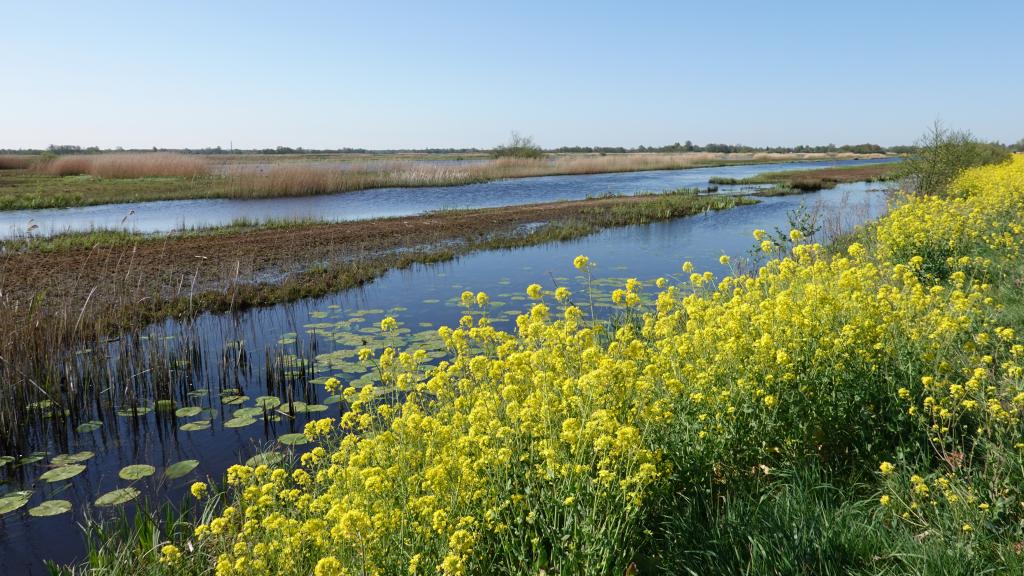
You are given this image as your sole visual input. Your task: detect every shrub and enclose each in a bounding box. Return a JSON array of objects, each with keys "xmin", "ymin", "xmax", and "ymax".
[
  {"xmin": 895, "ymin": 121, "xmax": 1010, "ymax": 196},
  {"xmin": 492, "ymin": 131, "xmax": 545, "ymax": 159}
]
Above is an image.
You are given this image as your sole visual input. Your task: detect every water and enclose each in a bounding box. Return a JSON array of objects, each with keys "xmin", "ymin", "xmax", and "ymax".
[
  {"xmin": 0, "ymin": 182, "xmax": 889, "ymax": 573},
  {"xmin": 0, "ymin": 158, "xmax": 895, "ymax": 238}
]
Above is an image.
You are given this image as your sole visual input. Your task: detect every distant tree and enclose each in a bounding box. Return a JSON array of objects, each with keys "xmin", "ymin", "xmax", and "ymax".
[
  {"xmin": 895, "ymin": 121, "xmax": 1011, "ymax": 195},
  {"xmin": 1011, "ymin": 138, "xmax": 1024, "ymax": 153},
  {"xmin": 493, "ymin": 131, "xmax": 544, "ymax": 159}
]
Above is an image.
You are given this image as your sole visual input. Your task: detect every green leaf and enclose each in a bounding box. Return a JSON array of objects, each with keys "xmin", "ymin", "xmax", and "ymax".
[
  {"xmin": 278, "ymin": 433, "xmax": 308, "ymax": 446},
  {"xmin": 175, "ymin": 406, "xmax": 203, "ymax": 418},
  {"xmin": 224, "ymin": 417, "xmax": 256, "ymax": 429},
  {"xmin": 255, "ymin": 396, "xmax": 282, "ymax": 409},
  {"xmin": 0, "ymin": 491, "xmax": 32, "ymax": 515},
  {"xmin": 180, "ymin": 420, "xmax": 211, "ymax": 432},
  {"xmin": 221, "ymin": 395, "xmax": 249, "ymax": 405},
  {"xmin": 232, "ymin": 407, "xmax": 263, "ymax": 419},
  {"xmin": 245, "ymin": 452, "xmax": 284, "ymax": 467},
  {"xmin": 40, "ymin": 464, "xmax": 87, "ymax": 482},
  {"xmin": 303, "ymin": 404, "xmax": 328, "ymax": 413},
  {"xmin": 52, "ymin": 451, "xmax": 95, "ymax": 466},
  {"xmin": 95, "ymin": 487, "xmax": 140, "ymax": 506},
  {"xmin": 29, "ymin": 499, "xmax": 72, "ymax": 517},
  {"xmin": 164, "ymin": 460, "xmax": 199, "ymax": 480},
  {"xmin": 0, "ymin": 456, "xmax": 14, "ymax": 467},
  {"xmin": 119, "ymin": 464, "xmax": 155, "ymax": 480},
  {"xmin": 75, "ymin": 420, "xmax": 103, "ymax": 433},
  {"xmin": 116, "ymin": 405, "xmax": 153, "ymax": 417},
  {"xmin": 17, "ymin": 452, "xmax": 47, "ymax": 466}
]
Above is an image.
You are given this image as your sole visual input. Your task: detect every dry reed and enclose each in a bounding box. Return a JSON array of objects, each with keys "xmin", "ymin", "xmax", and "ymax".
[
  {"xmin": 227, "ymin": 152, "xmax": 879, "ymax": 198},
  {"xmin": 39, "ymin": 153, "xmax": 210, "ymax": 178},
  {"xmin": 0, "ymin": 155, "xmax": 36, "ymax": 170}
]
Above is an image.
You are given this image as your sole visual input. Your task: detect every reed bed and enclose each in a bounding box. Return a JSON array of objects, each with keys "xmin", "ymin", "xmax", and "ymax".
[
  {"xmin": 227, "ymin": 152, "xmax": 881, "ymax": 198},
  {"xmin": 39, "ymin": 153, "xmax": 210, "ymax": 178},
  {"xmin": 0, "ymin": 155, "xmax": 36, "ymax": 170}
]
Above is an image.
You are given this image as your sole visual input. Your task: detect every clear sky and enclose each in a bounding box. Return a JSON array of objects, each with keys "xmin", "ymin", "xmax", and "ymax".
[{"xmin": 3, "ymin": 0, "xmax": 1021, "ymax": 150}]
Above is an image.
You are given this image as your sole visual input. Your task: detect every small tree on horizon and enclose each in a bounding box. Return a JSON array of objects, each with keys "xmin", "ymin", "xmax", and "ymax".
[{"xmin": 493, "ymin": 131, "xmax": 545, "ymax": 159}]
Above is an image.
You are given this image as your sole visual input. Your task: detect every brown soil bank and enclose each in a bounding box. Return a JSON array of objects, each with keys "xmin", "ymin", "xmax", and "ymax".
[{"xmin": 0, "ymin": 190, "xmax": 752, "ymax": 333}]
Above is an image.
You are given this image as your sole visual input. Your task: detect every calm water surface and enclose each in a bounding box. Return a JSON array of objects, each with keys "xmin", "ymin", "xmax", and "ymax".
[{"xmin": 0, "ymin": 182, "xmax": 889, "ymax": 573}]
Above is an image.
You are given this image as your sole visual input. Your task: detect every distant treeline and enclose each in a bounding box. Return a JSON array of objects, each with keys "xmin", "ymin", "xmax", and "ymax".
[{"xmin": 2, "ymin": 139, "xmax": 1022, "ymax": 156}]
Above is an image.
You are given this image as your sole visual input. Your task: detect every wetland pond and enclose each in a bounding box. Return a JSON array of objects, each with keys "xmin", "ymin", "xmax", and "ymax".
[
  {"xmin": 0, "ymin": 158, "xmax": 894, "ymax": 238},
  {"xmin": 0, "ymin": 180, "xmax": 888, "ymax": 573}
]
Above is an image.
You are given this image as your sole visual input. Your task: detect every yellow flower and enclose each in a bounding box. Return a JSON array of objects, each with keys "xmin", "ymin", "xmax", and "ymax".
[
  {"xmin": 324, "ymin": 377, "xmax": 341, "ymax": 394},
  {"xmin": 681, "ymin": 261, "xmax": 694, "ymax": 273},
  {"xmin": 789, "ymin": 229, "xmax": 804, "ymax": 242},
  {"xmin": 314, "ymin": 556, "xmax": 346, "ymax": 576},
  {"xmin": 760, "ymin": 240, "xmax": 774, "ymax": 253},
  {"xmin": 573, "ymin": 255, "xmax": 590, "ymax": 270},
  {"xmin": 879, "ymin": 495, "xmax": 891, "ymax": 506},
  {"xmin": 159, "ymin": 544, "xmax": 181, "ymax": 565},
  {"xmin": 460, "ymin": 290, "xmax": 474, "ymax": 307},
  {"xmin": 719, "ymin": 254, "xmax": 730, "ymax": 266},
  {"xmin": 191, "ymin": 481, "xmax": 208, "ymax": 500},
  {"xmin": 753, "ymin": 229, "xmax": 766, "ymax": 241},
  {"xmin": 380, "ymin": 316, "xmax": 398, "ymax": 332},
  {"xmin": 962, "ymin": 523, "xmax": 973, "ymax": 533},
  {"xmin": 879, "ymin": 462, "xmax": 895, "ymax": 476},
  {"xmin": 526, "ymin": 283, "xmax": 542, "ymax": 299},
  {"xmin": 475, "ymin": 291, "xmax": 489, "ymax": 307},
  {"xmin": 554, "ymin": 286, "xmax": 571, "ymax": 303}
]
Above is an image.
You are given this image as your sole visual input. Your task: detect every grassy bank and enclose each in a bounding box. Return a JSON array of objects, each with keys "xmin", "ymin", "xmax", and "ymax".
[
  {"xmin": 0, "ymin": 152, "xmax": 888, "ymax": 209},
  {"xmin": 710, "ymin": 162, "xmax": 898, "ymax": 195},
  {"xmin": 62, "ymin": 157, "xmax": 1024, "ymax": 575}
]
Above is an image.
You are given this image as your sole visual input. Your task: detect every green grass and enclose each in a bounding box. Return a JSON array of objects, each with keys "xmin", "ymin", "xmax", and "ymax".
[{"xmin": 0, "ymin": 173, "xmax": 234, "ymax": 209}]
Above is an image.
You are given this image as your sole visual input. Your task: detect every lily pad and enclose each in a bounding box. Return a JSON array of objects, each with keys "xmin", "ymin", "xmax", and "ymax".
[
  {"xmin": 221, "ymin": 395, "xmax": 249, "ymax": 406},
  {"xmin": 278, "ymin": 433, "xmax": 309, "ymax": 446},
  {"xmin": 29, "ymin": 499, "xmax": 72, "ymax": 517},
  {"xmin": 155, "ymin": 400, "xmax": 175, "ymax": 411},
  {"xmin": 180, "ymin": 420, "xmax": 211, "ymax": 432},
  {"xmin": 175, "ymin": 406, "xmax": 203, "ymax": 418},
  {"xmin": 245, "ymin": 452, "xmax": 284, "ymax": 467},
  {"xmin": 52, "ymin": 451, "xmax": 94, "ymax": 466},
  {"xmin": 164, "ymin": 460, "xmax": 199, "ymax": 480},
  {"xmin": 232, "ymin": 407, "xmax": 263, "ymax": 419},
  {"xmin": 17, "ymin": 452, "xmax": 47, "ymax": 466},
  {"xmin": 0, "ymin": 491, "xmax": 32, "ymax": 515},
  {"xmin": 119, "ymin": 464, "xmax": 155, "ymax": 480},
  {"xmin": 187, "ymin": 389, "xmax": 210, "ymax": 398},
  {"xmin": 224, "ymin": 417, "xmax": 256, "ymax": 429},
  {"xmin": 40, "ymin": 464, "xmax": 87, "ymax": 482},
  {"xmin": 0, "ymin": 456, "xmax": 15, "ymax": 467},
  {"xmin": 116, "ymin": 405, "xmax": 153, "ymax": 417},
  {"xmin": 323, "ymin": 395, "xmax": 343, "ymax": 405},
  {"xmin": 303, "ymin": 404, "xmax": 329, "ymax": 413},
  {"xmin": 255, "ymin": 396, "xmax": 281, "ymax": 410},
  {"xmin": 95, "ymin": 487, "xmax": 139, "ymax": 506},
  {"xmin": 75, "ymin": 420, "xmax": 103, "ymax": 433}
]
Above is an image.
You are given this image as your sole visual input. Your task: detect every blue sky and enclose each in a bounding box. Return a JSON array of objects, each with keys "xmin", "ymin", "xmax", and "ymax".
[{"xmin": 3, "ymin": 0, "xmax": 1021, "ymax": 149}]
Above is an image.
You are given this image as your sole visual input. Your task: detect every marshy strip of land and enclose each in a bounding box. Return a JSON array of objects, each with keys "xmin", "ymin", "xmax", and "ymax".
[
  {"xmin": 709, "ymin": 162, "xmax": 897, "ymax": 195},
  {"xmin": 0, "ymin": 151, "xmax": 889, "ymax": 209},
  {"xmin": 0, "ymin": 189, "xmax": 754, "ymax": 334}
]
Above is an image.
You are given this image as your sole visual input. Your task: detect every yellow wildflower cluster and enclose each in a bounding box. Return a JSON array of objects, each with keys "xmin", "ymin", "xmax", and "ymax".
[{"xmin": 176, "ymin": 157, "xmax": 1024, "ymax": 574}]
